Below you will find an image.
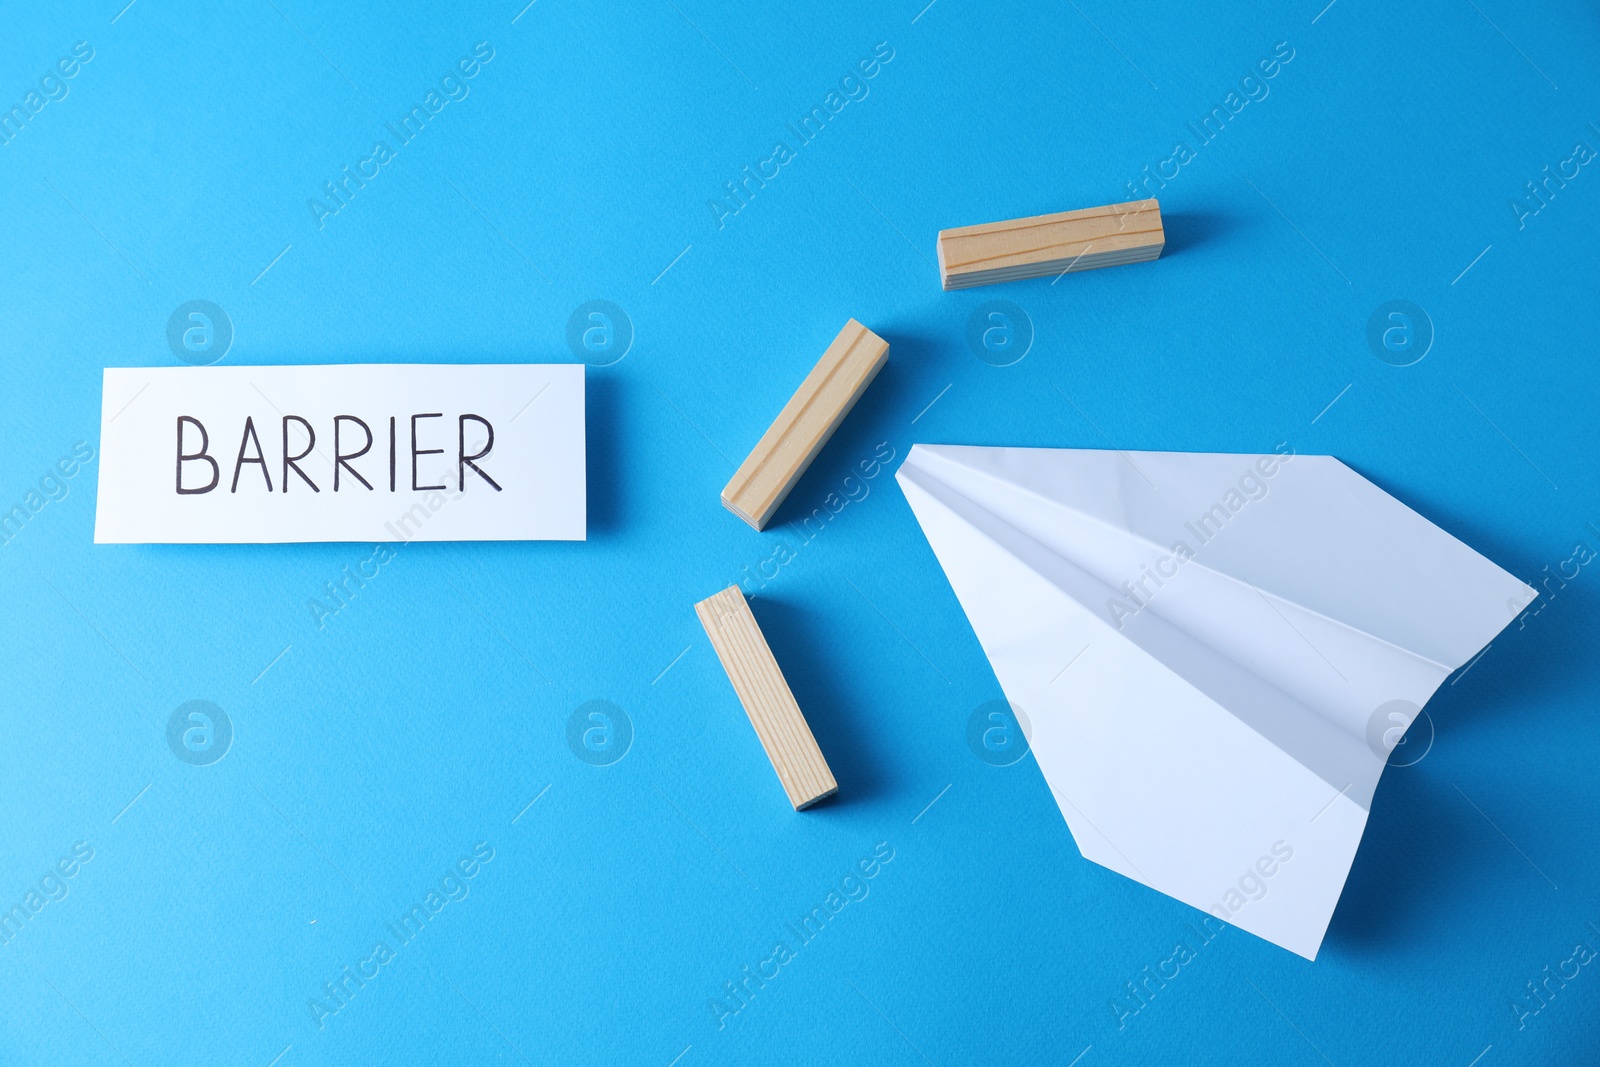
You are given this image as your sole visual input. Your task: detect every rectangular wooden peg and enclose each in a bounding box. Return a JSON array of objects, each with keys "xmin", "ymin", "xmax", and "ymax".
[
  {"xmin": 695, "ymin": 585, "xmax": 838, "ymax": 810},
  {"xmin": 936, "ymin": 199, "xmax": 1164, "ymax": 290},
  {"xmin": 721, "ymin": 319, "xmax": 888, "ymax": 531}
]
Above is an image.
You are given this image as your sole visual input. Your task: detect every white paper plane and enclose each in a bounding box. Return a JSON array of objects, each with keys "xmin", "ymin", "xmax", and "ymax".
[{"xmin": 896, "ymin": 444, "xmax": 1534, "ymax": 959}]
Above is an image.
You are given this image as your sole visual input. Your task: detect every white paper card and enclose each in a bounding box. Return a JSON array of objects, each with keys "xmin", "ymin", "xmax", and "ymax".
[{"xmin": 94, "ymin": 364, "xmax": 585, "ymax": 543}]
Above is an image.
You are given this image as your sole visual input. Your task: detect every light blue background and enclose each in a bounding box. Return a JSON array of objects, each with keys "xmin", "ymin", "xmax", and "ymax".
[{"xmin": 1, "ymin": 1, "xmax": 1597, "ymax": 1064}]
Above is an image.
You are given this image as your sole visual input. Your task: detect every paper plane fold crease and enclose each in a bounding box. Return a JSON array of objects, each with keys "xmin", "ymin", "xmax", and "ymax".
[{"xmin": 896, "ymin": 444, "xmax": 1534, "ymax": 959}]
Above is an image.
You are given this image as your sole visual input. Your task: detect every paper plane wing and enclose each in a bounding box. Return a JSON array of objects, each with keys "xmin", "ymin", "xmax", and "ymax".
[{"xmin": 896, "ymin": 444, "xmax": 1534, "ymax": 959}]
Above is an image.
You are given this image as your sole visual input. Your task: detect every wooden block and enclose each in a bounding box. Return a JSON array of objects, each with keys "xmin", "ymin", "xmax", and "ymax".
[
  {"xmin": 936, "ymin": 199, "xmax": 1164, "ymax": 290},
  {"xmin": 721, "ymin": 319, "xmax": 888, "ymax": 531},
  {"xmin": 695, "ymin": 585, "xmax": 838, "ymax": 810}
]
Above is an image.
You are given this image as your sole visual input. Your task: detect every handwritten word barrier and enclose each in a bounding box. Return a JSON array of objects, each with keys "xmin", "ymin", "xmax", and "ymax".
[{"xmin": 95, "ymin": 365, "xmax": 585, "ymax": 543}]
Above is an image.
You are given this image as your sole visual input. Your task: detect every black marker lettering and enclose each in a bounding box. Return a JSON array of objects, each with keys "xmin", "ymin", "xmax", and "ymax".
[
  {"xmin": 231, "ymin": 417, "xmax": 273, "ymax": 493},
  {"xmin": 282, "ymin": 416, "xmax": 320, "ymax": 493},
  {"xmin": 175, "ymin": 416, "xmax": 219, "ymax": 495},
  {"xmin": 411, "ymin": 413, "xmax": 445, "ymax": 491},
  {"xmin": 333, "ymin": 415, "xmax": 374, "ymax": 491},
  {"xmin": 458, "ymin": 415, "xmax": 501, "ymax": 491}
]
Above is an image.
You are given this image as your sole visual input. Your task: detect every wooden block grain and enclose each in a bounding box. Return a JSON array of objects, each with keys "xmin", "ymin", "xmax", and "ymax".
[
  {"xmin": 936, "ymin": 199, "xmax": 1164, "ymax": 290},
  {"xmin": 721, "ymin": 319, "xmax": 888, "ymax": 531},
  {"xmin": 695, "ymin": 585, "xmax": 838, "ymax": 810}
]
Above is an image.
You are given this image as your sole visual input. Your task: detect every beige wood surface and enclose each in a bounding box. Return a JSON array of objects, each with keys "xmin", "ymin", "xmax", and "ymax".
[
  {"xmin": 937, "ymin": 199, "xmax": 1164, "ymax": 290},
  {"xmin": 695, "ymin": 585, "xmax": 838, "ymax": 810},
  {"xmin": 721, "ymin": 319, "xmax": 889, "ymax": 531}
]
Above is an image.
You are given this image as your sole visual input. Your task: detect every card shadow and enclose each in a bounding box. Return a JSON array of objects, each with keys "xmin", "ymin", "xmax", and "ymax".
[{"xmin": 586, "ymin": 369, "xmax": 624, "ymax": 536}]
